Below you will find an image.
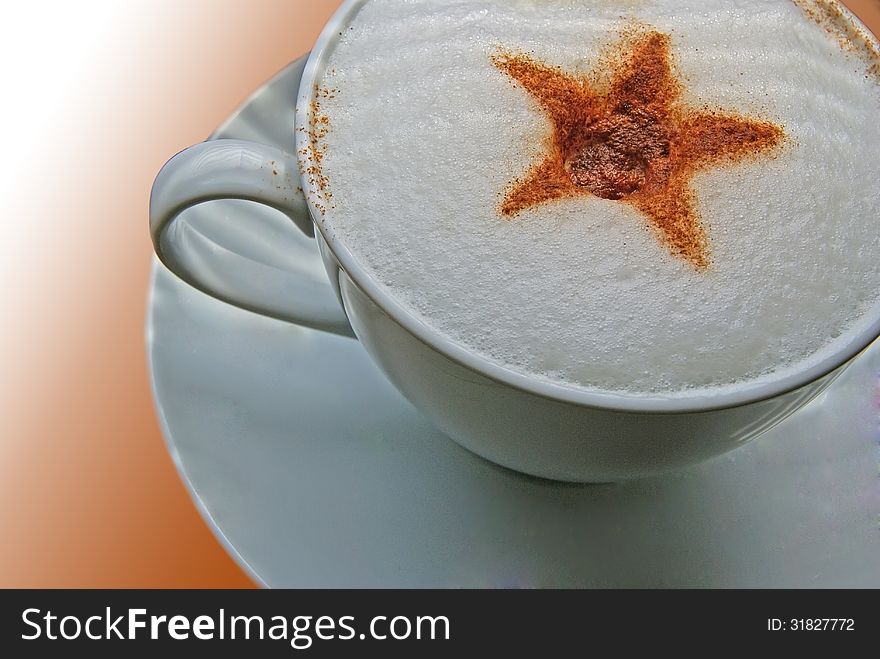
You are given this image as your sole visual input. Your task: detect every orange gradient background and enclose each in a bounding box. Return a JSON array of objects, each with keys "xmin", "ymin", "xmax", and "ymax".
[{"xmin": 1, "ymin": 0, "xmax": 878, "ymax": 588}]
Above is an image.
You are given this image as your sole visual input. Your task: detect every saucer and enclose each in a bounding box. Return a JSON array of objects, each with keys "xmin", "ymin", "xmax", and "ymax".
[{"xmin": 147, "ymin": 56, "xmax": 880, "ymax": 587}]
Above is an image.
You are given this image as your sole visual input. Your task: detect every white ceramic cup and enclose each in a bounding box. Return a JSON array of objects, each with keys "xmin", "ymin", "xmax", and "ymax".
[{"xmin": 150, "ymin": 0, "xmax": 880, "ymax": 482}]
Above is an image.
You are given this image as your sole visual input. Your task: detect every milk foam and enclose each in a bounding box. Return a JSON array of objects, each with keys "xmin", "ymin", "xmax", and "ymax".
[{"xmin": 315, "ymin": 0, "xmax": 880, "ymax": 397}]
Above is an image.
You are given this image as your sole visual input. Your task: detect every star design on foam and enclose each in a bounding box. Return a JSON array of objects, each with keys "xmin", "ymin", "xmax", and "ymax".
[{"xmin": 492, "ymin": 30, "xmax": 785, "ymax": 270}]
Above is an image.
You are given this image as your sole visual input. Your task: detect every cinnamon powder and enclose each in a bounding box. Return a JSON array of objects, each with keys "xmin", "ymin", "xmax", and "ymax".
[{"xmin": 493, "ymin": 30, "xmax": 785, "ymax": 270}]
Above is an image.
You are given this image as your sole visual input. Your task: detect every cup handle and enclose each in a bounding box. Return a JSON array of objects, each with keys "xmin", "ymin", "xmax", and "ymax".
[{"xmin": 150, "ymin": 138, "xmax": 354, "ymax": 337}]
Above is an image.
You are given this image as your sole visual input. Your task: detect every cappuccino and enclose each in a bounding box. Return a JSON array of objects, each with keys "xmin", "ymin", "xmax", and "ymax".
[{"xmin": 310, "ymin": 0, "xmax": 880, "ymax": 398}]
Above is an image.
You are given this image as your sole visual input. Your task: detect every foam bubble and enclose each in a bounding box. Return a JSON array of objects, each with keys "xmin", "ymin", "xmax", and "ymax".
[{"xmin": 316, "ymin": 0, "xmax": 880, "ymax": 397}]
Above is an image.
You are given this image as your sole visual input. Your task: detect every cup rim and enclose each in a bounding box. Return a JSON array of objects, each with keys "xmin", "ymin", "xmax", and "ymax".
[{"xmin": 295, "ymin": 0, "xmax": 880, "ymax": 415}]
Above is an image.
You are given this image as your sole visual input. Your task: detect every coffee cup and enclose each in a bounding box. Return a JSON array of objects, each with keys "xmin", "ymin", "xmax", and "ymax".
[{"xmin": 150, "ymin": 0, "xmax": 880, "ymax": 481}]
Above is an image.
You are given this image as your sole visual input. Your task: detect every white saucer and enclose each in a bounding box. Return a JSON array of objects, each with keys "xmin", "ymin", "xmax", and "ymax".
[{"xmin": 147, "ymin": 57, "xmax": 880, "ymax": 588}]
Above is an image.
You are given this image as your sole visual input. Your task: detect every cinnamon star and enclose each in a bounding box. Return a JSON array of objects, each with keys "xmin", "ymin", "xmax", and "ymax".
[{"xmin": 492, "ymin": 30, "xmax": 785, "ymax": 270}]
